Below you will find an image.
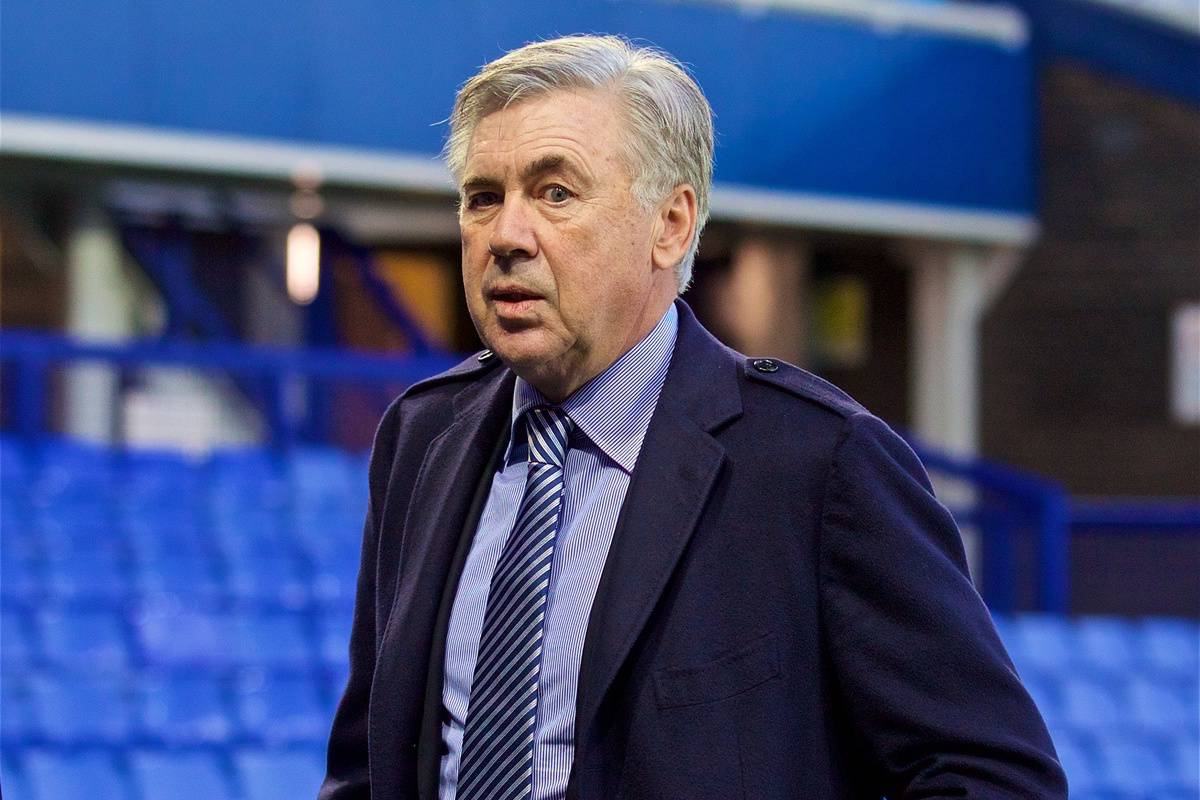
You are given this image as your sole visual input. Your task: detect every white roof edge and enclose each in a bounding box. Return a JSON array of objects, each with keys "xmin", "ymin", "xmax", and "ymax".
[
  {"xmin": 711, "ymin": 184, "xmax": 1038, "ymax": 246},
  {"xmin": 0, "ymin": 113, "xmax": 454, "ymax": 194},
  {"xmin": 1, "ymin": 113, "xmax": 1037, "ymax": 246},
  {"xmin": 690, "ymin": 0, "xmax": 1029, "ymax": 47}
]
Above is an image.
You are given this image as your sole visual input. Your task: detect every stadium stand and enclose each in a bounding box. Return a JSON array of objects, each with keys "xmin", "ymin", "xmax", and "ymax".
[{"xmin": 1, "ymin": 433, "xmax": 1197, "ymax": 799}]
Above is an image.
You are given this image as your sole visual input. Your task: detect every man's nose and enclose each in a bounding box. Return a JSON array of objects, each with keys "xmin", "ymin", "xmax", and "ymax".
[{"xmin": 488, "ymin": 194, "xmax": 537, "ymax": 262}]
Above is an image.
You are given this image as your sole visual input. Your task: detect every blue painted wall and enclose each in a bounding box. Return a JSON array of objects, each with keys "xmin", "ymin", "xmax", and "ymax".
[{"xmin": 2, "ymin": 0, "xmax": 1035, "ymax": 213}]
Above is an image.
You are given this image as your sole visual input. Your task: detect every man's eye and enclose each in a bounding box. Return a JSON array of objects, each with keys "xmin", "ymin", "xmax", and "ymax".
[
  {"xmin": 466, "ymin": 192, "xmax": 499, "ymax": 210},
  {"xmin": 542, "ymin": 185, "xmax": 572, "ymax": 203}
]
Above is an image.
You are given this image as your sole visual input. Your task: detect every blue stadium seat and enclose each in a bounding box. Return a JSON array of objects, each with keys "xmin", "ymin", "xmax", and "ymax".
[
  {"xmin": 0, "ymin": 499, "xmax": 34, "ymax": 551},
  {"xmin": 1128, "ymin": 675, "xmax": 1199, "ymax": 739},
  {"xmin": 130, "ymin": 750, "xmax": 236, "ymax": 800},
  {"xmin": 2, "ymin": 606, "xmax": 36, "ymax": 665},
  {"xmin": 1157, "ymin": 790, "xmax": 1200, "ymax": 800},
  {"xmin": 134, "ymin": 554, "xmax": 226, "ymax": 603},
  {"xmin": 121, "ymin": 449, "xmax": 204, "ymax": 511},
  {"xmin": 207, "ymin": 449, "xmax": 288, "ymax": 513},
  {"xmin": 1, "ymin": 750, "xmax": 32, "ymax": 800},
  {"xmin": 235, "ymin": 670, "xmax": 329, "ymax": 744},
  {"xmin": 44, "ymin": 550, "xmax": 130, "ymax": 602},
  {"xmin": 38, "ymin": 607, "xmax": 131, "ymax": 670},
  {"xmin": 296, "ymin": 508, "xmax": 363, "ymax": 557},
  {"xmin": 1094, "ymin": 734, "xmax": 1174, "ymax": 796},
  {"xmin": 310, "ymin": 539, "xmax": 362, "ymax": 610},
  {"xmin": 1061, "ymin": 674, "xmax": 1124, "ymax": 732},
  {"xmin": 1, "ymin": 550, "xmax": 43, "ymax": 603},
  {"xmin": 31, "ymin": 439, "xmax": 118, "ymax": 514},
  {"xmin": 0, "ymin": 434, "xmax": 30, "ymax": 481},
  {"xmin": 126, "ymin": 516, "xmax": 213, "ymax": 563},
  {"xmin": 225, "ymin": 554, "xmax": 310, "ymax": 608},
  {"xmin": 1140, "ymin": 618, "xmax": 1200, "ymax": 680},
  {"xmin": 317, "ymin": 607, "xmax": 353, "ymax": 667},
  {"xmin": 1006, "ymin": 614, "xmax": 1075, "ymax": 675},
  {"xmin": 210, "ymin": 508, "xmax": 287, "ymax": 557},
  {"xmin": 136, "ymin": 607, "xmax": 238, "ymax": 669},
  {"xmin": 138, "ymin": 672, "xmax": 236, "ymax": 746},
  {"xmin": 24, "ymin": 749, "xmax": 133, "ymax": 800},
  {"xmin": 29, "ymin": 672, "xmax": 135, "ymax": 744},
  {"xmin": 289, "ymin": 447, "xmax": 357, "ymax": 518},
  {"xmin": 1, "ymin": 673, "xmax": 36, "ymax": 743},
  {"xmin": 1168, "ymin": 736, "xmax": 1199, "ymax": 795},
  {"xmin": 231, "ymin": 611, "xmax": 314, "ymax": 669},
  {"xmin": 236, "ymin": 747, "xmax": 328, "ymax": 800},
  {"xmin": 1075, "ymin": 617, "xmax": 1138, "ymax": 675}
]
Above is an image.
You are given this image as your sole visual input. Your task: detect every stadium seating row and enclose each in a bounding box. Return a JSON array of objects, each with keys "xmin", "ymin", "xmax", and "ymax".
[
  {"xmin": 1, "ymin": 747, "xmax": 326, "ymax": 800},
  {"xmin": 2, "ymin": 668, "xmax": 345, "ymax": 747},
  {"xmin": 2, "ymin": 436, "xmax": 1196, "ymax": 799},
  {"xmin": 3, "ymin": 605, "xmax": 353, "ymax": 670}
]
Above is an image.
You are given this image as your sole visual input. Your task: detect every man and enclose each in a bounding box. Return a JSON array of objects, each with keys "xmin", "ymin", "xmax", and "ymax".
[{"xmin": 322, "ymin": 35, "xmax": 1066, "ymax": 800}]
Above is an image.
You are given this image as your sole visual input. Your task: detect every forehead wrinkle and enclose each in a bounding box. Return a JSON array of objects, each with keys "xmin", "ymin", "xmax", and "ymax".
[{"xmin": 465, "ymin": 133, "xmax": 600, "ymax": 189}]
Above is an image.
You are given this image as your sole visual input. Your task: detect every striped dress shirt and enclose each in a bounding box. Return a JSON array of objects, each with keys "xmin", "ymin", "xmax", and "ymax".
[{"xmin": 439, "ymin": 303, "xmax": 679, "ymax": 800}]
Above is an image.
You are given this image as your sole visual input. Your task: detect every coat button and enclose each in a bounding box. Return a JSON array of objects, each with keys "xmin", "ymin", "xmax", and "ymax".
[
  {"xmin": 477, "ymin": 349, "xmax": 494, "ymax": 362},
  {"xmin": 752, "ymin": 358, "xmax": 779, "ymax": 373}
]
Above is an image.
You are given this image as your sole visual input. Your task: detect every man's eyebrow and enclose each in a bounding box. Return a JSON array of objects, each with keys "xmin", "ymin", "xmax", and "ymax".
[
  {"xmin": 459, "ymin": 154, "xmax": 588, "ymax": 196},
  {"xmin": 459, "ymin": 174, "xmax": 498, "ymax": 196},
  {"xmin": 519, "ymin": 154, "xmax": 586, "ymax": 183}
]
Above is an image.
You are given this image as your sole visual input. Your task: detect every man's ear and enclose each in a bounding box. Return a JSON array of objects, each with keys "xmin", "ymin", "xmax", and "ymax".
[{"xmin": 651, "ymin": 184, "xmax": 698, "ymax": 272}]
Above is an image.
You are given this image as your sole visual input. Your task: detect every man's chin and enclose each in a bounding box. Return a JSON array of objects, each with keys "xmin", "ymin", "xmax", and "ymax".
[{"xmin": 484, "ymin": 328, "xmax": 555, "ymax": 369}]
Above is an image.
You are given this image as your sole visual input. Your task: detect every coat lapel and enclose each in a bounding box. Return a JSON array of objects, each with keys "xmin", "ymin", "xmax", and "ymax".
[
  {"xmin": 572, "ymin": 301, "xmax": 743, "ymax": 779},
  {"xmin": 369, "ymin": 367, "xmax": 515, "ymax": 797}
]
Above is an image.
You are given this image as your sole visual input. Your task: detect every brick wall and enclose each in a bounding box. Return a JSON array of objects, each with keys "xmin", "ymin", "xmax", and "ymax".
[{"xmin": 982, "ymin": 65, "xmax": 1200, "ymax": 496}]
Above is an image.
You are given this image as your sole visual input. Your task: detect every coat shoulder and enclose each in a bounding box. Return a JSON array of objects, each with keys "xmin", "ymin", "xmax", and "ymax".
[
  {"xmin": 399, "ymin": 349, "xmax": 503, "ymax": 402},
  {"xmin": 739, "ymin": 357, "xmax": 867, "ymax": 420}
]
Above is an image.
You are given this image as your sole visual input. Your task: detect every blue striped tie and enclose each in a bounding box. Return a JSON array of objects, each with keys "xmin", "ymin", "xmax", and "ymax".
[{"xmin": 456, "ymin": 406, "xmax": 574, "ymax": 800}]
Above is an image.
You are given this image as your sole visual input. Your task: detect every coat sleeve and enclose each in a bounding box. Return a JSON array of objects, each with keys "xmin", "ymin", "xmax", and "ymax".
[
  {"xmin": 319, "ymin": 399, "xmax": 404, "ymax": 800},
  {"xmin": 818, "ymin": 412, "xmax": 1068, "ymax": 799}
]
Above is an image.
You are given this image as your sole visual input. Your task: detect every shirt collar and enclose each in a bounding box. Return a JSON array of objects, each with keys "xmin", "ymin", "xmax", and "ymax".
[{"xmin": 507, "ymin": 303, "xmax": 678, "ymax": 474}]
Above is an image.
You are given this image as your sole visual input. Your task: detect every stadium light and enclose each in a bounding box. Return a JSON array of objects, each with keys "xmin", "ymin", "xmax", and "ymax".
[{"xmin": 286, "ymin": 222, "xmax": 321, "ymax": 305}]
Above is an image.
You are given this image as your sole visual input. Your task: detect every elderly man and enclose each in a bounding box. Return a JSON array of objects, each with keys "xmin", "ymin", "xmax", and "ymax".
[{"xmin": 321, "ymin": 35, "xmax": 1066, "ymax": 800}]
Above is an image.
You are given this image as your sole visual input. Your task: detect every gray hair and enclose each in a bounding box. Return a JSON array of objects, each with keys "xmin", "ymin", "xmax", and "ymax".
[{"xmin": 445, "ymin": 35, "xmax": 714, "ymax": 292}]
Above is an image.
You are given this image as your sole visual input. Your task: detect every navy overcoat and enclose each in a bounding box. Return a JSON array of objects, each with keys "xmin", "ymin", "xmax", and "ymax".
[{"xmin": 321, "ymin": 300, "xmax": 1067, "ymax": 799}]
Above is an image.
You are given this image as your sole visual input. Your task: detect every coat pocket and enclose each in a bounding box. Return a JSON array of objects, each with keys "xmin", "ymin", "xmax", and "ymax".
[{"xmin": 653, "ymin": 632, "xmax": 780, "ymax": 709}]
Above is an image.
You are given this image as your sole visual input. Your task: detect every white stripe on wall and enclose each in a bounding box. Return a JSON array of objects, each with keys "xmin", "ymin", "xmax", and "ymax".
[{"xmin": 1, "ymin": 113, "xmax": 1037, "ymax": 246}]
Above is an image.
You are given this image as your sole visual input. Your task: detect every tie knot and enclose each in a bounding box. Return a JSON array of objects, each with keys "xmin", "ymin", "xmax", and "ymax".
[{"xmin": 524, "ymin": 406, "xmax": 573, "ymax": 468}]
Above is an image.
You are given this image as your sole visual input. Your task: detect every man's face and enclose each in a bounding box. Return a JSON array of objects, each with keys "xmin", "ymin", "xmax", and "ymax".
[{"xmin": 458, "ymin": 89, "xmax": 673, "ymax": 401}]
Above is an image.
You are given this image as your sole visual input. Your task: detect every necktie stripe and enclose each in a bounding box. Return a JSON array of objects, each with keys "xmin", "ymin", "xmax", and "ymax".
[
  {"xmin": 474, "ymin": 558, "xmax": 553, "ymax": 640},
  {"xmin": 457, "ymin": 406, "xmax": 574, "ymax": 800},
  {"xmin": 471, "ymin": 605, "xmax": 547, "ymax": 691},
  {"xmin": 460, "ymin": 667, "xmax": 541, "ymax": 752}
]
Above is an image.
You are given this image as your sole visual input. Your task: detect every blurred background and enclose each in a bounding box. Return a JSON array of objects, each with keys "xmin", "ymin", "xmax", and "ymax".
[{"xmin": 1, "ymin": 0, "xmax": 1197, "ymax": 798}]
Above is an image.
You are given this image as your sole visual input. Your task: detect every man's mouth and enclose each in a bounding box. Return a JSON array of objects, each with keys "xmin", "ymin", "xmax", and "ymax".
[{"xmin": 488, "ymin": 287, "xmax": 543, "ymax": 308}]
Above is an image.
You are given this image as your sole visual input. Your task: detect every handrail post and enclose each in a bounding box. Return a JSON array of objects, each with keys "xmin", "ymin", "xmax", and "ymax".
[
  {"xmin": 16, "ymin": 358, "xmax": 47, "ymax": 438},
  {"xmin": 981, "ymin": 504, "xmax": 1016, "ymax": 614},
  {"xmin": 265, "ymin": 371, "xmax": 292, "ymax": 448},
  {"xmin": 1037, "ymin": 487, "xmax": 1071, "ymax": 614}
]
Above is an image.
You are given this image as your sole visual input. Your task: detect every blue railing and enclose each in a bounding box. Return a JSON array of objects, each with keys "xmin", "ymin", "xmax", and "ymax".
[
  {"xmin": 910, "ymin": 440, "xmax": 1072, "ymax": 614},
  {"xmin": 2, "ymin": 329, "xmax": 1196, "ymax": 613},
  {"xmin": 0, "ymin": 330, "xmax": 460, "ymax": 450}
]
